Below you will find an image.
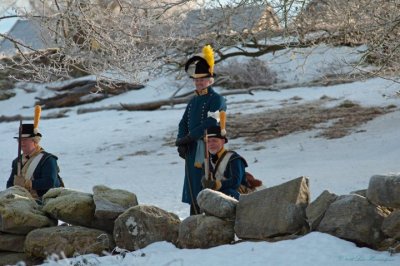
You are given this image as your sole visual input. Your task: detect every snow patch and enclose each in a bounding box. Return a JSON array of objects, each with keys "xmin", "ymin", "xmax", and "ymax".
[{"xmin": 125, "ymin": 216, "xmax": 138, "ymax": 236}]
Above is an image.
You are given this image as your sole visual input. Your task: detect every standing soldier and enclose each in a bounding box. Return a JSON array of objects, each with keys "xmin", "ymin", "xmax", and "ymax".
[
  {"xmin": 6, "ymin": 105, "xmax": 62, "ymax": 202},
  {"xmin": 176, "ymin": 45, "xmax": 227, "ymax": 215}
]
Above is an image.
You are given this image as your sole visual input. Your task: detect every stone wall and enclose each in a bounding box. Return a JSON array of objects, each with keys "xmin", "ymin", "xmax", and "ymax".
[{"xmin": 1, "ymin": 174, "xmax": 400, "ymax": 264}]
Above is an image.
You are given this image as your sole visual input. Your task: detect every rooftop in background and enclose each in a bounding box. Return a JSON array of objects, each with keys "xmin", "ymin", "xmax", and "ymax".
[
  {"xmin": 0, "ymin": 16, "xmax": 17, "ymax": 35},
  {"xmin": 0, "ymin": 19, "xmax": 54, "ymax": 57},
  {"xmin": 181, "ymin": 5, "xmax": 280, "ymax": 37}
]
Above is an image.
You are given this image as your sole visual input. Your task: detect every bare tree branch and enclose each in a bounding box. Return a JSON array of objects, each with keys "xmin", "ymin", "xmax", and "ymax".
[{"xmin": 0, "ymin": 0, "xmax": 398, "ymax": 89}]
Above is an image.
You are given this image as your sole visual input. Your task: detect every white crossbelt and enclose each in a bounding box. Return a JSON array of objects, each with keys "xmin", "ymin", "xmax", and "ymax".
[
  {"xmin": 214, "ymin": 152, "xmax": 233, "ymax": 181},
  {"xmin": 25, "ymin": 153, "xmax": 44, "ymax": 181}
]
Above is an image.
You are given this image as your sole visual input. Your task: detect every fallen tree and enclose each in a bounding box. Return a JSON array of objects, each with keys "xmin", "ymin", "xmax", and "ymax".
[
  {"xmin": 37, "ymin": 80, "xmax": 144, "ymax": 109},
  {"xmin": 0, "ymin": 110, "xmax": 69, "ymax": 123},
  {"xmin": 77, "ymin": 75, "xmax": 363, "ymax": 114}
]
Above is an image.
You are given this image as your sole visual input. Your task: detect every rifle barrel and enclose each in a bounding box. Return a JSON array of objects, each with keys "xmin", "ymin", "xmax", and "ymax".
[
  {"xmin": 204, "ymin": 129, "xmax": 210, "ymax": 180},
  {"xmin": 17, "ymin": 120, "xmax": 22, "ymax": 176}
]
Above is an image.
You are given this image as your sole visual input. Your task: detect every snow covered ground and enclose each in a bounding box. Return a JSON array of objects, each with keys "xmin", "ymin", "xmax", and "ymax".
[{"xmin": 0, "ymin": 46, "xmax": 399, "ymax": 265}]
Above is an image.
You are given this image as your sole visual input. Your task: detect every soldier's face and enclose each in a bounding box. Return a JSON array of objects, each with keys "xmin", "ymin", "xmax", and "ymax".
[
  {"xmin": 21, "ymin": 138, "xmax": 36, "ymax": 155},
  {"xmin": 208, "ymin": 137, "xmax": 224, "ymax": 154},
  {"xmin": 194, "ymin": 78, "xmax": 212, "ymax": 90}
]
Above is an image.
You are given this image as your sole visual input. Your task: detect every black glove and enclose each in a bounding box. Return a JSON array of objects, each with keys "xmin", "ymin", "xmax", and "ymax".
[
  {"xmin": 201, "ymin": 176, "xmax": 222, "ymax": 190},
  {"xmin": 177, "ymin": 145, "xmax": 187, "ymax": 159},
  {"xmin": 175, "ymin": 135, "xmax": 194, "ymax": 146}
]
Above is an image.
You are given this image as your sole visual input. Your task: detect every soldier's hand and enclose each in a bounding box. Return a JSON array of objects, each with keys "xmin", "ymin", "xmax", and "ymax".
[
  {"xmin": 177, "ymin": 145, "xmax": 187, "ymax": 159},
  {"xmin": 175, "ymin": 135, "xmax": 194, "ymax": 146},
  {"xmin": 24, "ymin": 179, "xmax": 32, "ymax": 190},
  {"xmin": 201, "ymin": 176, "xmax": 222, "ymax": 190},
  {"xmin": 13, "ymin": 175, "xmax": 25, "ymax": 187}
]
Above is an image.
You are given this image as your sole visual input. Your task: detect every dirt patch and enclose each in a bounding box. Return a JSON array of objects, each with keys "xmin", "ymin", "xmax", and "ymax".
[{"xmin": 227, "ymin": 99, "xmax": 396, "ymax": 143}]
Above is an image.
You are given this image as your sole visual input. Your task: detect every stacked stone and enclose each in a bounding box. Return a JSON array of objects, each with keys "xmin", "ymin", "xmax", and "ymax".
[
  {"xmin": 2, "ymin": 174, "xmax": 399, "ymax": 265},
  {"xmin": 307, "ymin": 174, "xmax": 400, "ymax": 252},
  {"xmin": 0, "ymin": 185, "xmax": 140, "ymax": 264},
  {"xmin": 178, "ymin": 176, "xmax": 310, "ymax": 248}
]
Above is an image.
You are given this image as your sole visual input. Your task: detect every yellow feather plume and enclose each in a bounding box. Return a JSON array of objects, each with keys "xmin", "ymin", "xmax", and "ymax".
[
  {"xmin": 202, "ymin": 45, "xmax": 214, "ymax": 75},
  {"xmin": 220, "ymin": 110, "xmax": 226, "ymax": 136},
  {"xmin": 33, "ymin": 105, "xmax": 41, "ymax": 130}
]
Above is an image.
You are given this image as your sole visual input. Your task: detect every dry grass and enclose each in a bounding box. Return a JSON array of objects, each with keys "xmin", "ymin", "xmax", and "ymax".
[{"xmin": 227, "ymin": 99, "xmax": 396, "ymax": 143}]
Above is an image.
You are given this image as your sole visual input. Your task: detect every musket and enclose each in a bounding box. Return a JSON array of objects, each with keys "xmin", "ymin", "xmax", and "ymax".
[
  {"xmin": 17, "ymin": 119, "xmax": 22, "ymax": 176},
  {"xmin": 203, "ymin": 129, "xmax": 212, "ymax": 180}
]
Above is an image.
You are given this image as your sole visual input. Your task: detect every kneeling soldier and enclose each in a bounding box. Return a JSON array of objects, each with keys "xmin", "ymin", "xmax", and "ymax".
[
  {"xmin": 202, "ymin": 125, "xmax": 248, "ymax": 200},
  {"xmin": 6, "ymin": 106, "xmax": 62, "ymax": 202}
]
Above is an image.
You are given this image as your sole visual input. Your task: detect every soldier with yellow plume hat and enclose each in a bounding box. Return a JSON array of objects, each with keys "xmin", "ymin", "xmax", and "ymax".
[
  {"xmin": 175, "ymin": 45, "xmax": 227, "ymax": 216},
  {"xmin": 6, "ymin": 105, "xmax": 62, "ymax": 202}
]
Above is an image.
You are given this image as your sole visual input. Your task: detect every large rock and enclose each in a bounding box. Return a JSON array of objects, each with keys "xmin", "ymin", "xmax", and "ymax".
[
  {"xmin": 0, "ymin": 232, "xmax": 25, "ymax": 252},
  {"xmin": 306, "ymin": 190, "xmax": 338, "ymax": 230},
  {"xmin": 317, "ymin": 194, "xmax": 388, "ymax": 247},
  {"xmin": 178, "ymin": 214, "xmax": 235, "ymax": 249},
  {"xmin": 113, "ymin": 205, "xmax": 180, "ymax": 251},
  {"xmin": 235, "ymin": 176, "xmax": 310, "ymax": 239},
  {"xmin": 382, "ymin": 209, "xmax": 400, "ymax": 240},
  {"xmin": 91, "ymin": 185, "xmax": 138, "ymax": 232},
  {"xmin": 25, "ymin": 226, "xmax": 115, "ymax": 259},
  {"xmin": 0, "ymin": 187, "xmax": 57, "ymax": 234},
  {"xmin": 0, "ymin": 186, "xmax": 33, "ymax": 199},
  {"xmin": 42, "ymin": 188, "xmax": 95, "ymax": 227},
  {"xmin": 366, "ymin": 174, "xmax": 400, "ymax": 208},
  {"xmin": 197, "ymin": 189, "xmax": 238, "ymax": 219}
]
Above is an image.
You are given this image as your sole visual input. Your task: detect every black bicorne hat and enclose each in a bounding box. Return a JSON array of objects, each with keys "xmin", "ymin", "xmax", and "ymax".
[
  {"xmin": 14, "ymin": 124, "xmax": 42, "ymax": 139},
  {"xmin": 207, "ymin": 125, "xmax": 228, "ymax": 143},
  {"xmin": 185, "ymin": 45, "xmax": 215, "ymax": 79}
]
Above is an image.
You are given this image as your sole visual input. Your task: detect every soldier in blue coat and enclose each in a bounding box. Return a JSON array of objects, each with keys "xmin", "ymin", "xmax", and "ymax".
[
  {"xmin": 6, "ymin": 109, "xmax": 62, "ymax": 202},
  {"xmin": 176, "ymin": 45, "xmax": 226, "ymax": 215},
  {"xmin": 201, "ymin": 125, "xmax": 248, "ymax": 200}
]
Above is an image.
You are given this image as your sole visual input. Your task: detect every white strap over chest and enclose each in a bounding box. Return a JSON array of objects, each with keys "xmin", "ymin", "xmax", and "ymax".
[
  {"xmin": 214, "ymin": 152, "xmax": 233, "ymax": 181},
  {"xmin": 25, "ymin": 153, "xmax": 44, "ymax": 181}
]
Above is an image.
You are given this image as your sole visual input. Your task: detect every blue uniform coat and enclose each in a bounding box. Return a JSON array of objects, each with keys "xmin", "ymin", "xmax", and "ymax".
[
  {"xmin": 177, "ymin": 87, "xmax": 226, "ymax": 204},
  {"xmin": 210, "ymin": 151, "xmax": 248, "ymax": 200},
  {"xmin": 7, "ymin": 151, "xmax": 61, "ymax": 198}
]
